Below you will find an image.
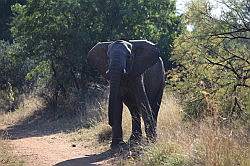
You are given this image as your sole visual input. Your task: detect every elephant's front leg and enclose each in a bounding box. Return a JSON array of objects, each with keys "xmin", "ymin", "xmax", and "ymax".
[
  {"xmin": 109, "ymin": 92, "xmax": 126, "ymax": 149},
  {"xmin": 134, "ymin": 76, "xmax": 157, "ymax": 142}
]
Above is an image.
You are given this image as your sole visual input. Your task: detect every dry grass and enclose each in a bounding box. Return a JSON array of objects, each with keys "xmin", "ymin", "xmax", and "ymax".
[
  {"xmin": 84, "ymin": 91, "xmax": 249, "ymax": 166},
  {"xmin": 0, "ymin": 95, "xmax": 44, "ymax": 127},
  {"xmin": 1, "ymin": 89, "xmax": 247, "ymax": 166},
  {"xmin": 138, "ymin": 93, "xmax": 249, "ymax": 166}
]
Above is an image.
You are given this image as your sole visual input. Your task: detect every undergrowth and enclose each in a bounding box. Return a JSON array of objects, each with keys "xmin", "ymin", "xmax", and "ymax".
[
  {"xmin": 1, "ymin": 88, "xmax": 248, "ymax": 166},
  {"xmin": 81, "ymin": 92, "xmax": 249, "ymax": 166}
]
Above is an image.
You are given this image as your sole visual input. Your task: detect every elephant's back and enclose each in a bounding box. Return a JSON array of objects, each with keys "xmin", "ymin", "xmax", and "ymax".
[{"xmin": 144, "ymin": 57, "xmax": 165, "ymax": 99}]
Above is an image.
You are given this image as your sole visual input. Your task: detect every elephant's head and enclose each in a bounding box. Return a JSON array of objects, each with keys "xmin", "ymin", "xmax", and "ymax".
[
  {"xmin": 87, "ymin": 40, "xmax": 160, "ymax": 79},
  {"xmin": 87, "ymin": 40, "xmax": 160, "ymax": 126}
]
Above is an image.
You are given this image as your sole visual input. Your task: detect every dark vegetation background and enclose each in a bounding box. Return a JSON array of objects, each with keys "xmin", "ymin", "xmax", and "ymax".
[{"xmin": 0, "ymin": 0, "xmax": 249, "ymax": 122}]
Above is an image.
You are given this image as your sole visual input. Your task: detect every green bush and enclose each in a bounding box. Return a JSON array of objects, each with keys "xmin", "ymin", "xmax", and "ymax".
[
  {"xmin": 170, "ymin": 0, "xmax": 250, "ymax": 120},
  {"xmin": 142, "ymin": 143, "xmax": 191, "ymax": 166}
]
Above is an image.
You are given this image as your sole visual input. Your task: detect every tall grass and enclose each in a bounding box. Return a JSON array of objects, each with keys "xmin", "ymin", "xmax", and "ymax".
[
  {"xmin": 140, "ymin": 93, "xmax": 249, "ymax": 166},
  {"xmin": 0, "ymin": 95, "xmax": 44, "ymax": 127},
  {"xmin": 95, "ymin": 92, "xmax": 249, "ymax": 165},
  {"xmin": 1, "ymin": 86, "xmax": 247, "ymax": 165}
]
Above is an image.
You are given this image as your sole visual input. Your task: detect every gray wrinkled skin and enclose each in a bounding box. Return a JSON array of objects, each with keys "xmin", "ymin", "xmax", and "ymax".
[{"xmin": 87, "ymin": 40, "xmax": 165, "ymax": 150}]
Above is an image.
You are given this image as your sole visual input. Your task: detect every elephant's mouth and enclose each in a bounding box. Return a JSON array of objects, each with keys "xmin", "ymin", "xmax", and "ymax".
[{"xmin": 106, "ymin": 69, "xmax": 129, "ymax": 80}]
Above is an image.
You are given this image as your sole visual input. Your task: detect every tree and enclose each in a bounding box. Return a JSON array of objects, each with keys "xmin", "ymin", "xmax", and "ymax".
[
  {"xmin": 171, "ymin": 0, "xmax": 249, "ymax": 120},
  {"xmin": 93, "ymin": 0, "xmax": 182, "ymax": 68},
  {"xmin": 0, "ymin": 0, "xmax": 26, "ymax": 41},
  {"xmin": 0, "ymin": 40, "xmax": 28, "ymax": 111},
  {"xmin": 10, "ymin": 0, "xmax": 181, "ymax": 87},
  {"xmin": 10, "ymin": 0, "xmax": 181, "ymax": 110}
]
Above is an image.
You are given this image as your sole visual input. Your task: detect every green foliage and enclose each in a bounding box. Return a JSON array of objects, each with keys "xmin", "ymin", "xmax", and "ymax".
[
  {"xmin": 92, "ymin": 0, "xmax": 182, "ymax": 64},
  {"xmin": 0, "ymin": 0, "xmax": 26, "ymax": 41},
  {"xmin": 0, "ymin": 41, "xmax": 26, "ymax": 88},
  {"xmin": 0, "ymin": 40, "xmax": 29, "ymax": 111},
  {"xmin": 170, "ymin": 0, "xmax": 250, "ymax": 119},
  {"xmin": 11, "ymin": 0, "xmax": 89, "ymax": 91},
  {"xmin": 9, "ymin": 0, "xmax": 181, "ymax": 103},
  {"xmin": 0, "ymin": 41, "xmax": 29, "ymax": 107},
  {"xmin": 142, "ymin": 143, "xmax": 191, "ymax": 166},
  {"xmin": 25, "ymin": 60, "xmax": 52, "ymax": 87}
]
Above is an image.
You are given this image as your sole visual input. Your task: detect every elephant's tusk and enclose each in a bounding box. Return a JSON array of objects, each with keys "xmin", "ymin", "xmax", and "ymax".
[
  {"xmin": 123, "ymin": 69, "xmax": 127, "ymax": 74},
  {"xmin": 106, "ymin": 70, "xmax": 111, "ymax": 79}
]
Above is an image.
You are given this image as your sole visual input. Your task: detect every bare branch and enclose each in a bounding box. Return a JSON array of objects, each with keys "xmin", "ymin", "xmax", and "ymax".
[
  {"xmin": 208, "ymin": 28, "xmax": 249, "ymax": 38},
  {"xmin": 205, "ymin": 57, "xmax": 241, "ymax": 79},
  {"xmin": 224, "ymin": 48, "xmax": 250, "ymax": 64}
]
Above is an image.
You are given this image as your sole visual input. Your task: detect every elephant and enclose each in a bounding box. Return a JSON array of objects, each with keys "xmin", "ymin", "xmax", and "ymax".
[{"xmin": 87, "ymin": 40, "xmax": 165, "ymax": 150}]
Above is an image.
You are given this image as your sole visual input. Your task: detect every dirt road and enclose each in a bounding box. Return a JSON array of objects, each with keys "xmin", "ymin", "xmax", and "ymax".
[
  {"xmin": 6, "ymin": 133, "xmax": 112, "ymax": 166},
  {"xmin": 0, "ymin": 97, "xmax": 113, "ymax": 166}
]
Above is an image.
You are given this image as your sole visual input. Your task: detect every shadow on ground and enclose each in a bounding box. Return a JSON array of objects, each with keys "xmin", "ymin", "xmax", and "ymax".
[
  {"xmin": 0, "ymin": 85, "xmax": 109, "ymax": 140},
  {"xmin": 54, "ymin": 149, "xmax": 113, "ymax": 166},
  {"xmin": 1, "ymin": 104, "xmax": 97, "ymax": 140}
]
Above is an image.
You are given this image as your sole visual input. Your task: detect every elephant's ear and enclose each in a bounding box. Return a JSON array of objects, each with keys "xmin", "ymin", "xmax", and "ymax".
[
  {"xmin": 129, "ymin": 40, "xmax": 160, "ymax": 77},
  {"xmin": 87, "ymin": 42, "xmax": 111, "ymax": 78}
]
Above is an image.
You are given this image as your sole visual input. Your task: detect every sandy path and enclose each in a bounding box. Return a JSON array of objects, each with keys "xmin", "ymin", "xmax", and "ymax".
[
  {"xmin": 7, "ymin": 133, "xmax": 112, "ymax": 166},
  {"xmin": 0, "ymin": 97, "xmax": 113, "ymax": 166}
]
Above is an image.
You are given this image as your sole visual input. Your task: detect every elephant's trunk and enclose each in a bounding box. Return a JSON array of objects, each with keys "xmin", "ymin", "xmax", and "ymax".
[
  {"xmin": 108, "ymin": 57, "xmax": 123, "ymax": 127},
  {"xmin": 108, "ymin": 57, "xmax": 124, "ymax": 143}
]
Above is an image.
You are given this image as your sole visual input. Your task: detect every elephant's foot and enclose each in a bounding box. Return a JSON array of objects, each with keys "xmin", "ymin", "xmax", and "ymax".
[
  {"xmin": 110, "ymin": 140, "xmax": 128, "ymax": 151},
  {"xmin": 145, "ymin": 125, "xmax": 157, "ymax": 143},
  {"xmin": 146, "ymin": 133, "xmax": 157, "ymax": 143},
  {"xmin": 128, "ymin": 134, "xmax": 142, "ymax": 147}
]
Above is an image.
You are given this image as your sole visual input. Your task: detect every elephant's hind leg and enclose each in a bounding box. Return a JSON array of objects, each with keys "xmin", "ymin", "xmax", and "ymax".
[{"xmin": 150, "ymin": 87, "xmax": 164, "ymax": 127}]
